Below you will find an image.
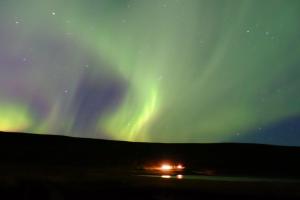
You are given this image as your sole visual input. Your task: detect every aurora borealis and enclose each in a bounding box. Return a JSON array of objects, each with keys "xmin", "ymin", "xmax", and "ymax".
[{"xmin": 0, "ymin": 0, "xmax": 300, "ymax": 145}]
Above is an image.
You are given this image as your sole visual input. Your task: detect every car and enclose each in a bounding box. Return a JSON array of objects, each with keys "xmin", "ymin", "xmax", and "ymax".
[{"xmin": 144, "ymin": 163, "xmax": 185, "ymax": 176}]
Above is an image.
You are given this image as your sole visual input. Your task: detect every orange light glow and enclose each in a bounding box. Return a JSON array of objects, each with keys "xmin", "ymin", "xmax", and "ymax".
[
  {"xmin": 176, "ymin": 164, "xmax": 184, "ymax": 169},
  {"xmin": 161, "ymin": 175, "xmax": 171, "ymax": 179},
  {"xmin": 161, "ymin": 164, "xmax": 173, "ymax": 171},
  {"xmin": 177, "ymin": 174, "xmax": 183, "ymax": 179}
]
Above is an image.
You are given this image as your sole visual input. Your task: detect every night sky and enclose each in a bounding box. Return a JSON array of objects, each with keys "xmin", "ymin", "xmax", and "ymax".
[{"xmin": 0, "ymin": 0, "xmax": 299, "ymax": 146}]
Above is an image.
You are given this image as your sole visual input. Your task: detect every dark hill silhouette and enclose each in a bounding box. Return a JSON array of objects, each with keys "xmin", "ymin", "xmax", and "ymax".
[
  {"xmin": 0, "ymin": 131, "xmax": 300, "ymax": 178},
  {"xmin": 1, "ymin": 131, "xmax": 300, "ymax": 199}
]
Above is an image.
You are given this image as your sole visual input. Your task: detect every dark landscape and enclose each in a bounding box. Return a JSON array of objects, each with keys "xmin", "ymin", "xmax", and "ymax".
[{"xmin": 0, "ymin": 131, "xmax": 300, "ymax": 199}]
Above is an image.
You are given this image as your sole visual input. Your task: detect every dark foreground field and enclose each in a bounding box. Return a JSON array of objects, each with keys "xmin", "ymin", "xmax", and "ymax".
[{"xmin": 0, "ymin": 131, "xmax": 300, "ymax": 199}]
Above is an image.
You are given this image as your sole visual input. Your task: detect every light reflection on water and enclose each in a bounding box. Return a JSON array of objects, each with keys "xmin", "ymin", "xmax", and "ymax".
[
  {"xmin": 160, "ymin": 174, "xmax": 184, "ymax": 179},
  {"xmin": 161, "ymin": 175, "xmax": 171, "ymax": 179},
  {"xmin": 140, "ymin": 175, "xmax": 300, "ymax": 183},
  {"xmin": 177, "ymin": 174, "xmax": 183, "ymax": 179}
]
